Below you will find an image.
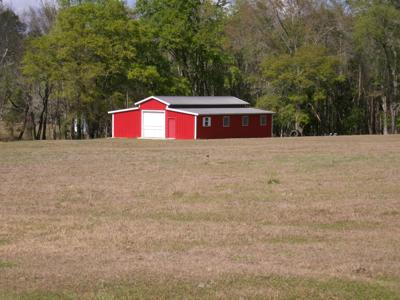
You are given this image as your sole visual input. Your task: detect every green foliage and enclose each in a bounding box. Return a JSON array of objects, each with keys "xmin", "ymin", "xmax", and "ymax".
[
  {"xmin": 262, "ymin": 46, "xmax": 341, "ymax": 105},
  {"xmin": 352, "ymin": 0, "xmax": 400, "ymax": 135},
  {"xmin": 260, "ymin": 46, "xmax": 343, "ymax": 135},
  {"xmin": 0, "ymin": 5, "xmax": 27, "ymax": 139},
  {"xmin": 0, "ymin": 260, "xmax": 16, "ymax": 269},
  {"xmin": 0, "ymin": 6, "xmax": 26, "ymax": 65},
  {"xmin": 353, "ymin": 1, "xmax": 400, "ymax": 51},
  {"xmin": 343, "ymin": 107, "xmax": 365, "ymax": 134},
  {"xmin": 136, "ymin": 0, "xmax": 232, "ymax": 96},
  {"xmin": 23, "ymin": 35, "xmax": 59, "ymax": 84}
]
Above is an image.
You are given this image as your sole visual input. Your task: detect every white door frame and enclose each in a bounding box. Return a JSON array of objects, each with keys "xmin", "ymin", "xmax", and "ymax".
[{"xmin": 141, "ymin": 110, "xmax": 166, "ymax": 139}]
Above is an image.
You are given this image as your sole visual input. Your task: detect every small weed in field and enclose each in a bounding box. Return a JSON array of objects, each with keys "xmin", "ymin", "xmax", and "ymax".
[
  {"xmin": 268, "ymin": 177, "xmax": 280, "ymax": 184},
  {"xmin": 267, "ymin": 172, "xmax": 280, "ymax": 185},
  {"xmin": 381, "ymin": 210, "xmax": 400, "ymax": 216},
  {"xmin": 57, "ymin": 190, "xmax": 85, "ymax": 203},
  {"xmin": 0, "ymin": 260, "xmax": 16, "ymax": 269},
  {"xmin": 172, "ymin": 190, "xmax": 185, "ymax": 198},
  {"xmin": 0, "ymin": 239, "xmax": 9, "ymax": 246},
  {"xmin": 230, "ymin": 255, "xmax": 256, "ymax": 263}
]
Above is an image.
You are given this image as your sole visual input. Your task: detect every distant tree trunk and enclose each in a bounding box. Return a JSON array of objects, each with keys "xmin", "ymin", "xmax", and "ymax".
[
  {"xmin": 390, "ymin": 103, "xmax": 396, "ymax": 134},
  {"xmin": 35, "ymin": 83, "xmax": 51, "ymax": 140},
  {"xmin": 77, "ymin": 115, "xmax": 82, "ymax": 139},
  {"xmin": 36, "ymin": 110, "xmax": 44, "ymax": 140},
  {"xmin": 294, "ymin": 104, "xmax": 303, "ymax": 136},
  {"xmin": 41, "ymin": 94, "xmax": 48, "ymax": 140},
  {"xmin": 392, "ymin": 51, "xmax": 398, "ymax": 134},
  {"xmin": 58, "ymin": 116, "xmax": 62, "ymax": 139},
  {"xmin": 17, "ymin": 102, "xmax": 30, "ymax": 140},
  {"xmin": 367, "ymin": 96, "xmax": 374, "ymax": 135},
  {"xmin": 382, "ymin": 95, "xmax": 388, "ymax": 135},
  {"xmin": 31, "ymin": 111, "xmax": 36, "ymax": 138}
]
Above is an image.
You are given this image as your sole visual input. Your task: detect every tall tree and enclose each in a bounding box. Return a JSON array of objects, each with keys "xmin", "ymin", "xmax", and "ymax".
[
  {"xmin": 136, "ymin": 0, "xmax": 232, "ymax": 96},
  {"xmin": 353, "ymin": 0, "xmax": 400, "ymax": 134},
  {"xmin": 0, "ymin": 4, "xmax": 27, "ymax": 139},
  {"xmin": 260, "ymin": 45, "xmax": 344, "ymax": 136}
]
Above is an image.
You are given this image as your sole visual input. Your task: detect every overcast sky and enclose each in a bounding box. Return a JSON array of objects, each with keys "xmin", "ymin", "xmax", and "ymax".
[{"xmin": 4, "ymin": 0, "xmax": 136, "ymax": 14}]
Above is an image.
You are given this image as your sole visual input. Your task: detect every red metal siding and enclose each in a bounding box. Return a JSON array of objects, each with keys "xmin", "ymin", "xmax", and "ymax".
[
  {"xmin": 196, "ymin": 114, "xmax": 272, "ymax": 139},
  {"xmin": 113, "ymin": 110, "xmax": 140, "ymax": 138},
  {"xmin": 166, "ymin": 110, "xmax": 195, "ymax": 139}
]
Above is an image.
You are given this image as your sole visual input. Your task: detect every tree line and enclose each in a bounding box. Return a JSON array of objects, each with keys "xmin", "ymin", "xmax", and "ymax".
[{"xmin": 0, "ymin": 0, "xmax": 399, "ymax": 140}]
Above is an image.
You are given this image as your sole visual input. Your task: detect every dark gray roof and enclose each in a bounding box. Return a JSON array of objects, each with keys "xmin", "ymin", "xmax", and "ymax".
[
  {"xmin": 171, "ymin": 107, "xmax": 274, "ymax": 115},
  {"xmin": 152, "ymin": 96, "xmax": 250, "ymax": 106}
]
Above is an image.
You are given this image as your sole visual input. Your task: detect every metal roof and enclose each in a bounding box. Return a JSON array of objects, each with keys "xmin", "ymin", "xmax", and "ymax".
[
  {"xmin": 135, "ymin": 96, "xmax": 250, "ymax": 106},
  {"xmin": 170, "ymin": 107, "xmax": 274, "ymax": 116}
]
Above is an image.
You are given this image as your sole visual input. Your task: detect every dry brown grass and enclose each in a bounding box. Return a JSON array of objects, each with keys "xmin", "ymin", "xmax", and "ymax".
[{"xmin": 0, "ymin": 135, "xmax": 400, "ymax": 299}]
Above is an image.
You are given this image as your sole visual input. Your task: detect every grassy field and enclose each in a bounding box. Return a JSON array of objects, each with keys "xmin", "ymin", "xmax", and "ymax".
[{"xmin": 0, "ymin": 135, "xmax": 400, "ymax": 299}]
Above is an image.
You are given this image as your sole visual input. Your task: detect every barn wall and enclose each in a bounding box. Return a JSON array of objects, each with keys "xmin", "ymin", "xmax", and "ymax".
[
  {"xmin": 113, "ymin": 110, "xmax": 140, "ymax": 138},
  {"xmin": 166, "ymin": 110, "xmax": 195, "ymax": 139},
  {"xmin": 196, "ymin": 114, "xmax": 272, "ymax": 139},
  {"xmin": 112, "ymin": 97, "xmax": 273, "ymax": 139}
]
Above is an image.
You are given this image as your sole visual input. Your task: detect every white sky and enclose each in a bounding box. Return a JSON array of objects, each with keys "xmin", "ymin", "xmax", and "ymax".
[
  {"xmin": 3, "ymin": 0, "xmax": 136, "ymax": 15},
  {"xmin": 4, "ymin": 0, "xmax": 43, "ymax": 13}
]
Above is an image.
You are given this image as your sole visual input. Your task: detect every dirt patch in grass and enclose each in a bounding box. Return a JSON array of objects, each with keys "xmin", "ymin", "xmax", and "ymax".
[{"xmin": 1, "ymin": 136, "xmax": 400, "ymax": 298}]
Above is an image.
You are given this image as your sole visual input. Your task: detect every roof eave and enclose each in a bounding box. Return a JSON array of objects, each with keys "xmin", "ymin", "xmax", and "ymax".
[
  {"xmin": 194, "ymin": 109, "xmax": 275, "ymax": 115},
  {"xmin": 108, "ymin": 107, "xmax": 139, "ymax": 114},
  {"xmin": 166, "ymin": 107, "xmax": 199, "ymax": 116}
]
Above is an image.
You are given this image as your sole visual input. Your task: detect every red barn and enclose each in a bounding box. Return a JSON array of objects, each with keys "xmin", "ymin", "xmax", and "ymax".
[{"xmin": 108, "ymin": 96, "xmax": 274, "ymax": 139}]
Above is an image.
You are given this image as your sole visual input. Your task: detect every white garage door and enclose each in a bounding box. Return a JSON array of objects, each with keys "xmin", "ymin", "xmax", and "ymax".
[{"xmin": 142, "ymin": 111, "xmax": 165, "ymax": 138}]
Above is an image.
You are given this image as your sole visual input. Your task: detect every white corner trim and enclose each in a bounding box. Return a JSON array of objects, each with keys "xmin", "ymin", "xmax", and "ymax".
[
  {"xmin": 134, "ymin": 96, "xmax": 170, "ymax": 106},
  {"xmin": 166, "ymin": 107, "xmax": 199, "ymax": 116},
  {"xmin": 271, "ymin": 114, "xmax": 274, "ymax": 137},
  {"xmin": 112, "ymin": 114, "xmax": 114, "ymax": 138},
  {"xmin": 108, "ymin": 107, "xmax": 139, "ymax": 114},
  {"xmin": 194, "ymin": 115, "xmax": 197, "ymax": 139}
]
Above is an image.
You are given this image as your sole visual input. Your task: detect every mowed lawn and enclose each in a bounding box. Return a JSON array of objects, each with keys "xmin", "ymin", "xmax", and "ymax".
[{"xmin": 0, "ymin": 136, "xmax": 400, "ymax": 299}]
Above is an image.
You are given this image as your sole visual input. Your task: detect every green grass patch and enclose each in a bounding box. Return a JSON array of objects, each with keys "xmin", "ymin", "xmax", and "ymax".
[
  {"xmin": 274, "ymin": 154, "xmax": 373, "ymax": 171},
  {"xmin": 145, "ymin": 209, "xmax": 264, "ymax": 224},
  {"xmin": 0, "ymin": 290, "xmax": 75, "ymax": 300},
  {"xmin": 266, "ymin": 235, "xmax": 324, "ymax": 244},
  {"xmin": 312, "ymin": 220, "xmax": 379, "ymax": 231},
  {"xmin": 0, "ymin": 239, "xmax": 9, "ymax": 246},
  {"xmin": 3, "ymin": 274, "xmax": 397, "ymax": 300},
  {"xmin": 230, "ymin": 254, "xmax": 257, "ymax": 263},
  {"xmin": 0, "ymin": 260, "xmax": 16, "ymax": 269}
]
